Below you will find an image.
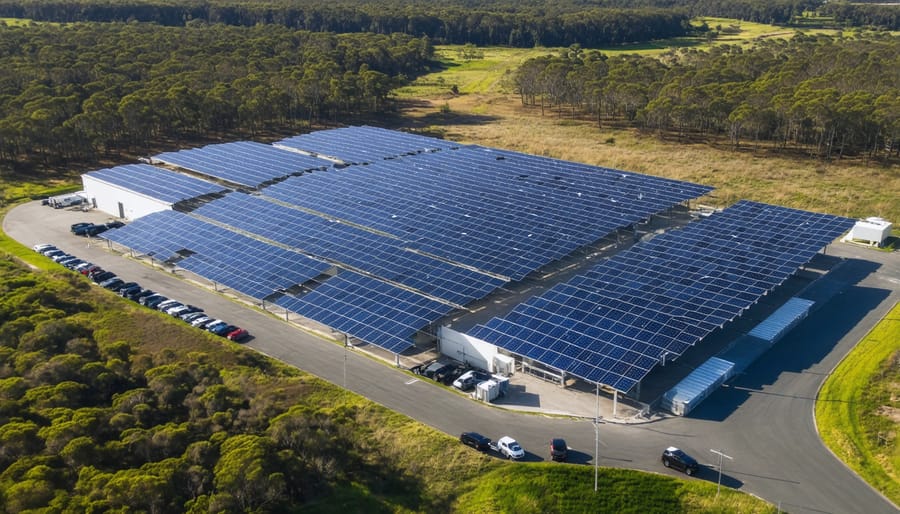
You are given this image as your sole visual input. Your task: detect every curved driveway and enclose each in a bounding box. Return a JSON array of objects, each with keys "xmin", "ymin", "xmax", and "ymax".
[{"xmin": 5, "ymin": 202, "xmax": 899, "ymax": 513}]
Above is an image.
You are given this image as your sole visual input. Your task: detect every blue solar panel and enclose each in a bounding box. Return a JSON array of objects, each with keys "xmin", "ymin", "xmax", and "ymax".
[
  {"xmin": 262, "ymin": 145, "xmax": 712, "ymax": 280},
  {"xmin": 276, "ymin": 125, "xmax": 462, "ymax": 164},
  {"xmin": 84, "ymin": 164, "xmax": 226, "ymax": 204},
  {"xmin": 102, "ymin": 210, "xmax": 331, "ymax": 299},
  {"xmin": 153, "ymin": 141, "xmax": 331, "ymax": 188},
  {"xmin": 468, "ymin": 201, "xmax": 855, "ymax": 392},
  {"xmin": 275, "ymin": 271, "xmax": 455, "ymax": 354},
  {"xmin": 192, "ymin": 192, "xmax": 504, "ymax": 305}
]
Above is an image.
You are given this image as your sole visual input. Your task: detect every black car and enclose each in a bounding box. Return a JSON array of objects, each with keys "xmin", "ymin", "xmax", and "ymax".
[
  {"xmin": 421, "ymin": 361, "xmax": 455, "ymax": 382},
  {"xmin": 84, "ymin": 224, "xmax": 110, "ymax": 237},
  {"xmin": 119, "ymin": 284, "xmax": 142, "ymax": 297},
  {"xmin": 550, "ymin": 438, "xmax": 568, "ymax": 462},
  {"xmin": 105, "ymin": 220, "xmax": 125, "ymax": 229},
  {"xmin": 90, "ymin": 271, "xmax": 116, "ymax": 283},
  {"xmin": 143, "ymin": 295, "xmax": 169, "ymax": 309},
  {"xmin": 460, "ymin": 432, "xmax": 492, "ymax": 452},
  {"xmin": 71, "ymin": 223, "xmax": 96, "ymax": 235},
  {"xmin": 661, "ymin": 447, "xmax": 699, "ymax": 476}
]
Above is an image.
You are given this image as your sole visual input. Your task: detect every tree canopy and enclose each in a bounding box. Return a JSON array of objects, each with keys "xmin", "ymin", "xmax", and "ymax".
[{"xmin": 511, "ymin": 34, "xmax": 900, "ymax": 160}]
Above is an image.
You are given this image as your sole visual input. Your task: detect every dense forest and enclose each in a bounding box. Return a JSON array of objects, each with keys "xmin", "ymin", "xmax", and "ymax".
[
  {"xmin": 0, "ymin": 257, "xmax": 483, "ymax": 512},
  {"xmin": 2, "ymin": 0, "xmax": 895, "ymax": 34},
  {"xmin": 511, "ymin": 34, "xmax": 900, "ymax": 160},
  {"xmin": 0, "ymin": 23, "xmax": 433, "ymax": 168}
]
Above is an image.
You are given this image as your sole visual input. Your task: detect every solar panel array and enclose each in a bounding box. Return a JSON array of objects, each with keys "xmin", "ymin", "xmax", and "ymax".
[
  {"xmin": 468, "ymin": 201, "xmax": 854, "ymax": 392},
  {"xmin": 263, "ymin": 145, "xmax": 713, "ymax": 280},
  {"xmin": 276, "ymin": 125, "xmax": 462, "ymax": 164},
  {"xmin": 153, "ymin": 141, "xmax": 331, "ymax": 188},
  {"xmin": 192, "ymin": 192, "xmax": 504, "ymax": 305},
  {"xmin": 102, "ymin": 211, "xmax": 332, "ymax": 299},
  {"xmin": 275, "ymin": 271, "xmax": 455, "ymax": 354},
  {"xmin": 85, "ymin": 164, "xmax": 226, "ymax": 204}
]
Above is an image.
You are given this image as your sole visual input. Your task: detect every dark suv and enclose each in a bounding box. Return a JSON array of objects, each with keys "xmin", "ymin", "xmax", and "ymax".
[
  {"xmin": 459, "ymin": 432, "xmax": 491, "ymax": 452},
  {"xmin": 550, "ymin": 438, "xmax": 568, "ymax": 462},
  {"xmin": 661, "ymin": 447, "xmax": 699, "ymax": 476}
]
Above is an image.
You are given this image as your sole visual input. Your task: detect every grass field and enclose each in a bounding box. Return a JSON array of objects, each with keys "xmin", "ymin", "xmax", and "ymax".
[{"xmin": 816, "ymin": 302, "xmax": 900, "ymax": 506}]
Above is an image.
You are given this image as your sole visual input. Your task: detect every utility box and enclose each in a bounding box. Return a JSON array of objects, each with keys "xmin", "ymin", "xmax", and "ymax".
[
  {"xmin": 476, "ymin": 380, "xmax": 499, "ymax": 402},
  {"xmin": 845, "ymin": 217, "xmax": 892, "ymax": 247},
  {"xmin": 491, "ymin": 374, "xmax": 510, "ymax": 397},
  {"xmin": 493, "ymin": 354, "xmax": 515, "ymax": 376}
]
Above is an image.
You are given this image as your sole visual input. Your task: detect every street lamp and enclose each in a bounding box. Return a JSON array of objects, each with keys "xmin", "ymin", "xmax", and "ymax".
[
  {"xmin": 709, "ymin": 448, "xmax": 733, "ymax": 497},
  {"xmin": 593, "ymin": 382, "xmax": 604, "ymax": 492}
]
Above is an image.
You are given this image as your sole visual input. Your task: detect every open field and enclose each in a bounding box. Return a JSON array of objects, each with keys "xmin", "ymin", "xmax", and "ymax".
[{"xmin": 816, "ymin": 302, "xmax": 900, "ymax": 506}]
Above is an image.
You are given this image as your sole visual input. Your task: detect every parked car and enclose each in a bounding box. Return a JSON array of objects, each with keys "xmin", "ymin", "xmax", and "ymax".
[
  {"xmin": 90, "ymin": 271, "xmax": 116, "ymax": 284},
  {"xmin": 421, "ymin": 361, "xmax": 455, "ymax": 383},
  {"xmin": 70, "ymin": 222, "xmax": 93, "ymax": 233},
  {"xmin": 226, "ymin": 327, "xmax": 250, "ymax": 341},
  {"xmin": 459, "ymin": 432, "xmax": 492, "ymax": 452},
  {"xmin": 661, "ymin": 447, "xmax": 698, "ymax": 476},
  {"xmin": 453, "ymin": 369, "xmax": 490, "ymax": 391},
  {"xmin": 189, "ymin": 316, "xmax": 215, "ymax": 328},
  {"xmin": 79, "ymin": 264, "xmax": 101, "ymax": 275},
  {"xmin": 39, "ymin": 247, "xmax": 62, "ymax": 256},
  {"xmin": 105, "ymin": 220, "xmax": 125, "ymax": 230},
  {"xmin": 138, "ymin": 293, "xmax": 165, "ymax": 306},
  {"xmin": 43, "ymin": 249, "xmax": 66, "ymax": 260},
  {"xmin": 204, "ymin": 320, "xmax": 228, "ymax": 333},
  {"xmin": 180, "ymin": 312, "xmax": 207, "ymax": 323},
  {"xmin": 119, "ymin": 284, "xmax": 142, "ymax": 297},
  {"xmin": 167, "ymin": 304, "xmax": 201, "ymax": 318},
  {"xmin": 549, "ymin": 438, "xmax": 568, "ymax": 462},
  {"xmin": 33, "ymin": 243, "xmax": 56, "ymax": 253},
  {"xmin": 143, "ymin": 295, "xmax": 169, "ymax": 309},
  {"xmin": 62, "ymin": 259, "xmax": 85, "ymax": 270},
  {"xmin": 99, "ymin": 277, "xmax": 124, "ymax": 290},
  {"xmin": 56, "ymin": 256, "xmax": 80, "ymax": 266},
  {"xmin": 129, "ymin": 289, "xmax": 155, "ymax": 301},
  {"xmin": 84, "ymin": 224, "xmax": 110, "ymax": 237},
  {"xmin": 113, "ymin": 281, "xmax": 138, "ymax": 293},
  {"xmin": 72, "ymin": 223, "xmax": 96, "ymax": 236},
  {"xmin": 496, "ymin": 436, "xmax": 525, "ymax": 460},
  {"xmin": 155, "ymin": 299, "xmax": 181, "ymax": 312}
]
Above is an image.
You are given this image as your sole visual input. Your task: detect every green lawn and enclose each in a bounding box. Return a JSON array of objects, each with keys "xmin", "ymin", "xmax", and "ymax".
[{"xmin": 817, "ymin": 302, "xmax": 900, "ymax": 506}]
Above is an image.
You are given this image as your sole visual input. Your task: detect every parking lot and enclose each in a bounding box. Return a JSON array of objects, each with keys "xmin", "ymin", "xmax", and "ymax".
[{"xmin": 7, "ymin": 199, "xmax": 900, "ymax": 513}]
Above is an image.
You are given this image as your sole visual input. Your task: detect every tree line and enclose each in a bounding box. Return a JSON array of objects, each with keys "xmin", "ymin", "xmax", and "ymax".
[
  {"xmin": 821, "ymin": 2, "xmax": 900, "ymax": 31},
  {"xmin": 0, "ymin": 257, "xmax": 470, "ymax": 513},
  {"xmin": 511, "ymin": 34, "xmax": 900, "ymax": 161},
  {"xmin": 0, "ymin": 22, "xmax": 432, "ymax": 168},
  {"xmin": 0, "ymin": 0, "xmax": 693, "ymax": 47}
]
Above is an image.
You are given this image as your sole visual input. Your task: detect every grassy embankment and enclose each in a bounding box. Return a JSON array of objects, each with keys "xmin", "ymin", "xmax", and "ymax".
[
  {"xmin": 0, "ymin": 245, "xmax": 777, "ymax": 513},
  {"xmin": 816, "ymin": 302, "xmax": 900, "ymax": 507}
]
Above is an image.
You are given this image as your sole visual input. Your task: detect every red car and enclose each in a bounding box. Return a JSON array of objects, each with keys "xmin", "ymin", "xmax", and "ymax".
[{"xmin": 226, "ymin": 327, "xmax": 249, "ymax": 341}]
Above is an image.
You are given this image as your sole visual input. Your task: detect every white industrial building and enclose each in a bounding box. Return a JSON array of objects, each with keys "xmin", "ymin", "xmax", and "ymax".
[{"xmin": 82, "ymin": 163, "xmax": 227, "ymax": 220}]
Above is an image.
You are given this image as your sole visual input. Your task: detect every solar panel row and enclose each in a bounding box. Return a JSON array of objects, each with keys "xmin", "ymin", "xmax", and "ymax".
[
  {"xmin": 275, "ymin": 271, "xmax": 456, "ymax": 354},
  {"xmin": 263, "ymin": 144, "xmax": 713, "ymax": 280},
  {"xmin": 276, "ymin": 125, "xmax": 462, "ymax": 164},
  {"xmin": 192, "ymin": 192, "xmax": 504, "ymax": 305},
  {"xmin": 154, "ymin": 141, "xmax": 330, "ymax": 188},
  {"xmin": 102, "ymin": 211, "xmax": 331, "ymax": 299},
  {"xmin": 468, "ymin": 201, "xmax": 855, "ymax": 392},
  {"xmin": 85, "ymin": 163, "xmax": 226, "ymax": 204}
]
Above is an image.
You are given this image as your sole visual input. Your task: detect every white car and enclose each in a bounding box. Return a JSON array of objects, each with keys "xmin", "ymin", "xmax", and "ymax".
[{"xmin": 496, "ymin": 436, "xmax": 525, "ymax": 460}]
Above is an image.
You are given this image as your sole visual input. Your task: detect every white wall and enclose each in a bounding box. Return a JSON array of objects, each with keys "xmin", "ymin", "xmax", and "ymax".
[
  {"xmin": 82, "ymin": 175, "xmax": 171, "ymax": 220},
  {"xmin": 438, "ymin": 326, "xmax": 498, "ymax": 372}
]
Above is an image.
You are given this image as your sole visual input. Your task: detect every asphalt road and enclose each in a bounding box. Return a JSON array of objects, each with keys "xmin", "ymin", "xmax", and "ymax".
[{"xmin": 5, "ymin": 201, "xmax": 899, "ymax": 513}]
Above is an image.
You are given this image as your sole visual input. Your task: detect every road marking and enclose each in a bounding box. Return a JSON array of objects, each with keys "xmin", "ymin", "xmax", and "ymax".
[{"xmin": 405, "ymin": 378, "xmax": 420, "ymax": 385}]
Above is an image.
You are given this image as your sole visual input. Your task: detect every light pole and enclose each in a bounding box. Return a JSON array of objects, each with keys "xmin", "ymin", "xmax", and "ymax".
[
  {"xmin": 343, "ymin": 333, "xmax": 351, "ymax": 389},
  {"xmin": 709, "ymin": 448, "xmax": 733, "ymax": 497},
  {"xmin": 593, "ymin": 382, "xmax": 604, "ymax": 492}
]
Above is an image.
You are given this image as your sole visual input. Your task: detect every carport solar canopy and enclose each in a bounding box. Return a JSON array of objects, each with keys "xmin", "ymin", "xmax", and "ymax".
[
  {"xmin": 275, "ymin": 271, "xmax": 455, "ymax": 354},
  {"xmin": 102, "ymin": 210, "xmax": 332, "ymax": 300},
  {"xmin": 276, "ymin": 125, "xmax": 462, "ymax": 164},
  {"xmin": 193, "ymin": 192, "xmax": 504, "ymax": 305},
  {"xmin": 153, "ymin": 141, "xmax": 331, "ymax": 188},
  {"xmin": 85, "ymin": 164, "xmax": 226, "ymax": 204},
  {"xmin": 468, "ymin": 201, "xmax": 854, "ymax": 393},
  {"xmin": 262, "ymin": 145, "xmax": 713, "ymax": 280}
]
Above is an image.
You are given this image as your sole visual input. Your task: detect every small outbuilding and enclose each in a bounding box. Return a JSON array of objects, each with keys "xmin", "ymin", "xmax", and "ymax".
[{"xmin": 843, "ymin": 217, "xmax": 893, "ymax": 247}]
